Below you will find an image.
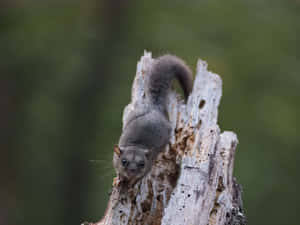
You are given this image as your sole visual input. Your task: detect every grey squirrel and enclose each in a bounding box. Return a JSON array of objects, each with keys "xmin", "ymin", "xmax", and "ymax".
[{"xmin": 113, "ymin": 55, "xmax": 193, "ymax": 184}]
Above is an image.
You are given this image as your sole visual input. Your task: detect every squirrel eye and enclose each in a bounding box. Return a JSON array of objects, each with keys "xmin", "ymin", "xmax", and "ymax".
[
  {"xmin": 138, "ymin": 162, "xmax": 145, "ymax": 168},
  {"xmin": 121, "ymin": 159, "xmax": 127, "ymax": 166}
]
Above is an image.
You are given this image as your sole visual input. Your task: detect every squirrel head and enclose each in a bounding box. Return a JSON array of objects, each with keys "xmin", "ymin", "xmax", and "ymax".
[{"xmin": 113, "ymin": 145, "xmax": 152, "ymax": 182}]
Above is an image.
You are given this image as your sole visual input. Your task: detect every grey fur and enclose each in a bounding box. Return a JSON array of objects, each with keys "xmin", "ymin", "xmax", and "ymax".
[
  {"xmin": 114, "ymin": 54, "xmax": 193, "ymax": 183},
  {"xmin": 147, "ymin": 55, "xmax": 193, "ymax": 111}
]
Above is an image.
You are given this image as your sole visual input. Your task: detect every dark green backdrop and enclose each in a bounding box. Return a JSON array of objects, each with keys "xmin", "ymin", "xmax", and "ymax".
[{"xmin": 1, "ymin": 0, "xmax": 299, "ymax": 224}]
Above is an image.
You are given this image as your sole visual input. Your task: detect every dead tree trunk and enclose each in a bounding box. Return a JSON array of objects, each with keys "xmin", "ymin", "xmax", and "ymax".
[{"xmin": 87, "ymin": 51, "xmax": 246, "ymax": 225}]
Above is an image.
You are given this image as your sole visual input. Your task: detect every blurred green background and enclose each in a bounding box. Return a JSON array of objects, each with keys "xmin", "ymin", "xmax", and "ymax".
[{"xmin": 1, "ymin": 0, "xmax": 299, "ymax": 224}]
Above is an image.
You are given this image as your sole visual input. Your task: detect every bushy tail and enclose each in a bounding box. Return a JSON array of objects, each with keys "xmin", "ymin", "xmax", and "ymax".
[{"xmin": 146, "ymin": 54, "xmax": 193, "ymax": 110}]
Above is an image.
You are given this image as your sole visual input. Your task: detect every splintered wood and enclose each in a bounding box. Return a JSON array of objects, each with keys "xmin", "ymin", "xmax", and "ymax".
[{"xmin": 90, "ymin": 51, "xmax": 246, "ymax": 225}]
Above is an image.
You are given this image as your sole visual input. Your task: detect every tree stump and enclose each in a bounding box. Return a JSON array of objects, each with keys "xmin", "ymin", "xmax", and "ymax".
[{"xmin": 86, "ymin": 51, "xmax": 246, "ymax": 225}]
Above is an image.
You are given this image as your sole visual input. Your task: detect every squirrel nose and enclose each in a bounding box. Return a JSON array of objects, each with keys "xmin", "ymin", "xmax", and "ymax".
[{"xmin": 128, "ymin": 168, "xmax": 137, "ymax": 173}]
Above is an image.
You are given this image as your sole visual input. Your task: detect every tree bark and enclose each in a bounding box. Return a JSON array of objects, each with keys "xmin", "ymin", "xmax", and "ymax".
[{"xmin": 86, "ymin": 51, "xmax": 246, "ymax": 225}]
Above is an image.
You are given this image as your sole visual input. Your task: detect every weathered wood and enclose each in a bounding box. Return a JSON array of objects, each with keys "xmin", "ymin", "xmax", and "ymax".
[{"xmin": 87, "ymin": 51, "xmax": 246, "ymax": 225}]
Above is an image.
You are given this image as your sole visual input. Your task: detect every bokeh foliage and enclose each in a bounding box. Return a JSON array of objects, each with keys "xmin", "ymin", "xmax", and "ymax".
[{"xmin": 1, "ymin": 0, "xmax": 299, "ymax": 224}]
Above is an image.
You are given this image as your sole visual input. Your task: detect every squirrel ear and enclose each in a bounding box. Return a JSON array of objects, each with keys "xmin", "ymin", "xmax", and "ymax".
[{"xmin": 114, "ymin": 145, "xmax": 122, "ymax": 157}]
